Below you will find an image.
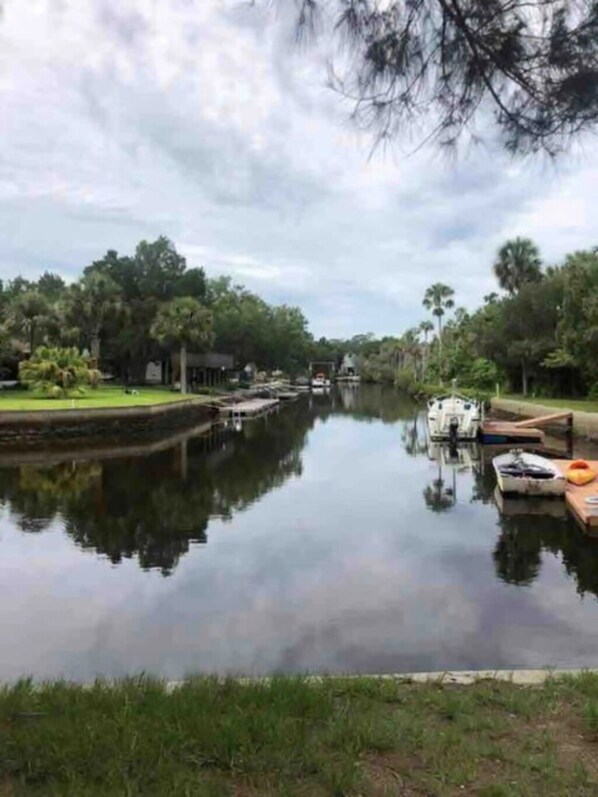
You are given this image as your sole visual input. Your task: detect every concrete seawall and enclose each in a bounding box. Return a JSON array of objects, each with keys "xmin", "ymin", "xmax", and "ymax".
[
  {"xmin": 491, "ymin": 397, "xmax": 598, "ymax": 441},
  {"xmin": 0, "ymin": 398, "xmax": 218, "ymax": 447}
]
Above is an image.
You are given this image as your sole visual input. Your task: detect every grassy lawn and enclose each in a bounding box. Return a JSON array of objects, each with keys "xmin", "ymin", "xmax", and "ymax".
[
  {"xmin": 1, "ymin": 674, "xmax": 598, "ymax": 796},
  {"xmin": 504, "ymin": 395, "xmax": 598, "ymax": 413},
  {"xmin": 0, "ymin": 386, "xmax": 206, "ymax": 411}
]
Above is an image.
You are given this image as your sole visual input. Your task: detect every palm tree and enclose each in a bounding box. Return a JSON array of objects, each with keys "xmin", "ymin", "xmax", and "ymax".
[
  {"xmin": 12, "ymin": 290, "xmax": 51, "ymax": 354},
  {"xmin": 422, "ymin": 283, "xmax": 454, "ymax": 380},
  {"xmin": 151, "ymin": 297, "xmax": 214, "ymax": 394},
  {"xmin": 419, "ymin": 319, "xmax": 434, "ymax": 381},
  {"xmin": 19, "ymin": 346, "xmax": 99, "ymax": 398},
  {"xmin": 493, "ymin": 237, "xmax": 542, "ymax": 295},
  {"xmin": 67, "ymin": 273, "xmax": 122, "ymax": 363},
  {"xmin": 401, "ymin": 327, "xmax": 422, "ymax": 379}
]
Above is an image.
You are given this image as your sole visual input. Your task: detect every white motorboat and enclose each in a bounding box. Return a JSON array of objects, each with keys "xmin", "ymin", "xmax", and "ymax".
[
  {"xmin": 493, "ymin": 450, "xmax": 566, "ymax": 497},
  {"xmin": 427, "ymin": 382, "xmax": 481, "ymax": 441}
]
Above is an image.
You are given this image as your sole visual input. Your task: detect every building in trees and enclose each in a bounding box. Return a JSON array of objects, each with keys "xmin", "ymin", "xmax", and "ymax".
[{"xmin": 145, "ymin": 351, "xmax": 235, "ymax": 390}]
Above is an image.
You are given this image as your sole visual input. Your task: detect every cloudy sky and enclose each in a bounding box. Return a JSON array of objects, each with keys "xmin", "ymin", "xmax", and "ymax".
[{"xmin": 1, "ymin": 0, "xmax": 597, "ymax": 338}]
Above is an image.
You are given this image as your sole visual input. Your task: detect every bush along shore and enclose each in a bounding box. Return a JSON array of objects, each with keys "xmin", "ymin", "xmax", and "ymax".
[{"xmin": 1, "ymin": 674, "xmax": 598, "ymax": 796}]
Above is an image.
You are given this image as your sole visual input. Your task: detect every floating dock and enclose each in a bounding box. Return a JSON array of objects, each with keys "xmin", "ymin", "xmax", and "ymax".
[
  {"xmin": 554, "ymin": 459, "xmax": 598, "ymax": 531},
  {"xmin": 480, "ymin": 411, "xmax": 573, "ymax": 446},
  {"xmin": 220, "ymin": 398, "xmax": 279, "ymax": 419},
  {"xmin": 480, "ymin": 421, "xmax": 545, "ymax": 445}
]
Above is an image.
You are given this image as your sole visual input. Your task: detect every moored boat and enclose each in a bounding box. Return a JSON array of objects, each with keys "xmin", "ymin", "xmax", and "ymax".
[
  {"xmin": 427, "ymin": 381, "xmax": 481, "ymax": 442},
  {"xmin": 493, "ymin": 450, "xmax": 566, "ymax": 497},
  {"xmin": 311, "ymin": 372, "xmax": 331, "ymax": 389}
]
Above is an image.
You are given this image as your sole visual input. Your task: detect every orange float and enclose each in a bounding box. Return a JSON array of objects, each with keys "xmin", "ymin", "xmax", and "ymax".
[{"xmin": 566, "ymin": 459, "xmax": 597, "ymax": 486}]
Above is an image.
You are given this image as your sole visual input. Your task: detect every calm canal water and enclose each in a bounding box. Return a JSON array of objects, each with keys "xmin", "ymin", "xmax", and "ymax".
[{"xmin": 1, "ymin": 385, "xmax": 598, "ymax": 681}]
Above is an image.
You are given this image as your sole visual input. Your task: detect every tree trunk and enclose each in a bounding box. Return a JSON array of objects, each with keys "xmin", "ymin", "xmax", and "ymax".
[
  {"xmin": 521, "ymin": 360, "xmax": 529, "ymax": 397},
  {"xmin": 437, "ymin": 316, "xmax": 443, "ymax": 384},
  {"xmin": 180, "ymin": 344, "xmax": 188, "ymax": 394},
  {"xmin": 129, "ymin": 359, "xmax": 146, "ymax": 385},
  {"xmin": 29, "ymin": 321, "xmax": 36, "ymax": 355},
  {"xmin": 90, "ymin": 328, "xmax": 100, "ymax": 363}
]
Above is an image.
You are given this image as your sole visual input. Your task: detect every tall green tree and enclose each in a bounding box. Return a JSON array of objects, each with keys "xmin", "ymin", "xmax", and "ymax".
[
  {"xmin": 419, "ymin": 319, "xmax": 434, "ymax": 380},
  {"xmin": 151, "ymin": 298, "xmax": 214, "ymax": 394},
  {"xmin": 493, "ymin": 238, "xmax": 542, "ymax": 295},
  {"xmin": 208, "ymin": 279, "xmax": 271, "ymax": 368},
  {"xmin": 86, "ymin": 239, "xmax": 199, "ymax": 382},
  {"xmin": 555, "ymin": 249, "xmax": 598, "ymax": 389},
  {"xmin": 36, "ymin": 272, "xmax": 66, "ymax": 301},
  {"xmin": 66, "ymin": 272, "xmax": 122, "ymax": 363},
  {"xmin": 11, "ymin": 291, "xmax": 52, "ymax": 354},
  {"xmin": 423, "ymin": 283, "xmax": 455, "ymax": 380}
]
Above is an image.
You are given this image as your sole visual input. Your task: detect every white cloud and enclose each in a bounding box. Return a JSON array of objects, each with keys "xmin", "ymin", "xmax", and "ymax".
[{"xmin": 0, "ymin": 0, "xmax": 597, "ymax": 336}]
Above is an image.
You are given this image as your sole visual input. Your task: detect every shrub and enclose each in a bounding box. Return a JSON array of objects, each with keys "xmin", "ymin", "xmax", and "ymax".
[
  {"xmin": 394, "ymin": 368, "xmax": 416, "ymax": 391},
  {"xmin": 19, "ymin": 347, "xmax": 100, "ymax": 399},
  {"xmin": 468, "ymin": 357, "xmax": 501, "ymax": 391}
]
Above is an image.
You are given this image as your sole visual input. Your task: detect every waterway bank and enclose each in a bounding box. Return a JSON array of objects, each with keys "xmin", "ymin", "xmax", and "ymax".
[
  {"xmin": 2, "ymin": 673, "xmax": 597, "ymax": 796},
  {"xmin": 491, "ymin": 397, "xmax": 598, "ymax": 441},
  {"xmin": 0, "ymin": 395, "xmax": 217, "ymax": 447}
]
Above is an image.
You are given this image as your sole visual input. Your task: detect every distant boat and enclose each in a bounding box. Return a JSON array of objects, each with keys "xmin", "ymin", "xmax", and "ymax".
[
  {"xmin": 311, "ymin": 373, "xmax": 331, "ymax": 388},
  {"xmin": 427, "ymin": 382, "xmax": 481, "ymax": 441},
  {"xmin": 493, "ymin": 450, "xmax": 566, "ymax": 497}
]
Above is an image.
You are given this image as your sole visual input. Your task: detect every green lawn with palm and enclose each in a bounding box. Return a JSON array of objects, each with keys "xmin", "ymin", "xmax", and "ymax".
[
  {"xmin": 0, "ymin": 385, "xmax": 206, "ymax": 411},
  {"xmin": 504, "ymin": 394, "xmax": 598, "ymax": 413}
]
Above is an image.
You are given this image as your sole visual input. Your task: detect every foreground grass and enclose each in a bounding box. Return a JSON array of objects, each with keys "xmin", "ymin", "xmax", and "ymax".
[
  {"xmin": 504, "ymin": 394, "xmax": 598, "ymax": 413},
  {"xmin": 1, "ymin": 675, "xmax": 598, "ymax": 796},
  {"xmin": 0, "ymin": 386, "xmax": 206, "ymax": 411}
]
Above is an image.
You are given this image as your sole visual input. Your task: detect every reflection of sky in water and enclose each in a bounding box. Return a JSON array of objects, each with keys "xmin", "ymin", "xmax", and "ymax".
[{"xmin": 1, "ymin": 388, "xmax": 598, "ymax": 681}]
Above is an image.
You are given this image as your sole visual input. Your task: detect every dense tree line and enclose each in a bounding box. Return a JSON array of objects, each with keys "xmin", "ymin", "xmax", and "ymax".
[
  {"xmin": 1, "ymin": 234, "xmax": 596, "ymax": 399},
  {"xmin": 0, "ymin": 236, "xmax": 313, "ymax": 389},
  {"xmin": 320, "ymin": 240, "xmax": 598, "ymax": 398}
]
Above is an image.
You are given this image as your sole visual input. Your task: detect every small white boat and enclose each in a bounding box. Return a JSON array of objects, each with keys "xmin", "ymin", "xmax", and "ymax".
[
  {"xmin": 493, "ymin": 450, "xmax": 566, "ymax": 497},
  {"xmin": 311, "ymin": 374, "xmax": 331, "ymax": 389},
  {"xmin": 427, "ymin": 382, "xmax": 481, "ymax": 441}
]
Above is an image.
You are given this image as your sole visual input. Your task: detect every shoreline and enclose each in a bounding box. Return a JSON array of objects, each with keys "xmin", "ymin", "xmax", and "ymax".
[
  {"xmin": 2, "ymin": 671, "xmax": 597, "ymax": 795},
  {"xmin": 491, "ymin": 397, "xmax": 598, "ymax": 442},
  {"xmin": 0, "ymin": 395, "xmax": 219, "ymax": 447}
]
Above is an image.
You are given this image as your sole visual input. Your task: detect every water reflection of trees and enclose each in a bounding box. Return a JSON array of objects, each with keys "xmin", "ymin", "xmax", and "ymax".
[
  {"xmin": 493, "ymin": 511, "xmax": 598, "ymax": 599},
  {"xmin": 0, "ymin": 402, "xmax": 314, "ymax": 576},
  {"xmin": 327, "ymin": 384, "xmax": 419, "ymax": 424},
  {"xmin": 0, "ymin": 386, "xmax": 417, "ymax": 574},
  {"xmin": 422, "ymin": 474, "xmax": 456, "ymax": 512},
  {"xmin": 422, "ymin": 444, "xmax": 480, "ymax": 512},
  {"xmin": 419, "ymin": 442, "xmax": 598, "ymax": 601}
]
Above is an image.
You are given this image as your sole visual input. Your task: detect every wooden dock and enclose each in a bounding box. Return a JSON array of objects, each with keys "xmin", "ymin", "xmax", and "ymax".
[
  {"xmin": 219, "ymin": 398, "xmax": 279, "ymax": 419},
  {"xmin": 554, "ymin": 460, "xmax": 598, "ymax": 531},
  {"xmin": 514, "ymin": 411, "xmax": 573, "ymax": 430},
  {"xmin": 480, "ymin": 410, "xmax": 574, "ymax": 446},
  {"xmin": 480, "ymin": 421, "xmax": 545, "ymax": 445}
]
